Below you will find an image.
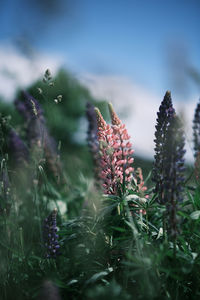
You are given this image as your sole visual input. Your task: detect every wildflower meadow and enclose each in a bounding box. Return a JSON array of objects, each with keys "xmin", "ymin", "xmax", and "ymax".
[{"xmin": 1, "ymin": 70, "xmax": 200, "ymax": 300}]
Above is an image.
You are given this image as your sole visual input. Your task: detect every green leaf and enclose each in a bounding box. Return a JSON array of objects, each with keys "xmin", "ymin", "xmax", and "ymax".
[
  {"xmin": 67, "ymin": 279, "xmax": 78, "ymax": 286},
  {"xmin": 85, "ymin": 268, "xmax": 113, "ymax": 285},
  {"xmin": 178, "ymin": 211, "xmax": 190, "ymax": 219},
  {"xmin": 110, "ymin": 226, "xmax": 126, "ymax": 232},
  {"xmin": 190, "ymin": 210, "xmax": 200, "ymax": 220},
  {"xmin": 54, "ymin": 279, "xmax": 68, "ymax": 289}
]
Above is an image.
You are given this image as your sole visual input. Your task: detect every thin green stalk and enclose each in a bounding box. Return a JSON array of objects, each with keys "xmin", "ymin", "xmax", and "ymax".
[{"xmin": 19, "ymin": 227, "xmax": 24, "ymax": 256}]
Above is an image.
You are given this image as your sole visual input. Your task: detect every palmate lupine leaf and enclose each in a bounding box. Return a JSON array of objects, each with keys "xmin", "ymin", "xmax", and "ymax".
[{"xmin": 152, "ymin": 91, "xmax": 175, "ymax": 204}]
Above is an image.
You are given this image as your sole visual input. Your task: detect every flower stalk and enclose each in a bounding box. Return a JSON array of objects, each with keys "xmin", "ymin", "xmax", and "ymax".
[
  {"xmin": 153, "ymin": 92, "xmax": 185, "ymax": 240},
  {"xmin": 95, "ymin": 105, "xmax": 134, "ymax": 196},
  {"xmin": 15, "ymin": 91, "xmax": 63, "ymax": 183},
  {"xmin": 86, "ymin": 102, "xmax": 100, "ymax": 183},
  {"xmin": 152, "ymin": 91, "xmax": 175, "ymax": 204},
  {"xmin": 43, "ymin": 208, "xmax": 60, "ymax": 258}
]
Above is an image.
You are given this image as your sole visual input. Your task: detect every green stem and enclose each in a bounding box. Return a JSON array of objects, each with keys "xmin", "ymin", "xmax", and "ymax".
[{"xmin": 19, "ymin": 227, "xmax": 24, "ymax": 256}]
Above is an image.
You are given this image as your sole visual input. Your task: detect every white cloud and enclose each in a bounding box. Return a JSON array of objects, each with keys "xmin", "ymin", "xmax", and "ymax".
[
  {"xmin": 0, "ymin": 44, "xmax": 198, "ymax": 162},
  {"xmin": 0, "ymin": 44, "xmax": 62, "ymax": 101},
  {"xmin": 80, "ymin": 73, "xmax": 198, "ymax": 162}
]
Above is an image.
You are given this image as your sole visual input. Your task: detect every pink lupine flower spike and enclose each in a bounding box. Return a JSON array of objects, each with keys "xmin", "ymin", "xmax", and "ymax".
[{"xmin": 95, "ymin": 105, "xmax": 135, "ymax": 196}]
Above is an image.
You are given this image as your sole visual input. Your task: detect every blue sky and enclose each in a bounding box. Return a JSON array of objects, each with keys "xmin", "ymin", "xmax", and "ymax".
[
  {"xmin": 0, "ymin": 0, "xmax": 199, "ymax": 98},
  {"xmin": 0, "ymin": 0, "xmax": 199, "ymax": 160}
]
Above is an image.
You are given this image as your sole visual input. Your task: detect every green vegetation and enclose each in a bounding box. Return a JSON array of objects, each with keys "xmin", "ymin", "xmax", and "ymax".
[{"xmin": 0, "ymin": 70, "xmax": 199, "ymax": 300}]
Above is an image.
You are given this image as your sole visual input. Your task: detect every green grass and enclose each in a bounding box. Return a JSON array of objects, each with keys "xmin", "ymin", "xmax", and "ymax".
[{"xmin": 0, "ymin": 69, "xmax": 200, "ymax": 300}]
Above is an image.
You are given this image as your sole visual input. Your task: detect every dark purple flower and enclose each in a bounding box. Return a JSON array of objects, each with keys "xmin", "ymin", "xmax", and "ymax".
[
  {"xmin": 153, "ymin": 92, "xmax": 186, "ymax": 239},
  {"xmin": 86, "ymin": 102, "xmax": 100, "ymax": 183},
  {"xmin": 192, "ymin": 99, "xmax": 200, "ymax": 181},
  {"xmin": 15, "ymin": 99, "xmax": 31, "ymax": 121},
  {"xmin": 15, "ymin": 91, "xmax": 62, "ymax": 182},
  {"xmin": 8, "ymin": 129, "xmax": 29, "ymax": 165},
  {"xmin": 43, "ymin": 134, "xmax": 63, "ymax": 183},
  {"xmin": 193, "ymin": 99, "xmax": 200, "ymax": 158},
  {"xmin": 15, "ymin": 91, "xmax": 46, "ymax": 149},
  {"xmin": 15, "ymin": 90, "xmax": 44, "ymax": 122},
  {"xmin": 22, "ymin": 90, "xmax": 44, "ymax": 120},
  {"xmin": 152, "ymin": 91, "xmax": 176, "ymax": 204},
  {"xmin": 43, "ymin": 208, "xmax": 60, "ymax": 258},
  {"xmin": 162, "ymin": 115, "xmax": 186, "ymax": 238}
]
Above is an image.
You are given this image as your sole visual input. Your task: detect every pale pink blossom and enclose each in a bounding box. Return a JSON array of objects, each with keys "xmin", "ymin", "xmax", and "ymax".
[
  {"xmin": 95, "ymin": 105, "xmax": 135, "ymax": 195},
  {"xmin": 95, "ymin": 104, "xmax": 147, "ymax": 200}
]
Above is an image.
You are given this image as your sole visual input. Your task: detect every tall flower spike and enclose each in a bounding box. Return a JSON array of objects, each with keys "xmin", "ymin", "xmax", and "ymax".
[
  {"xmin": 86, "ymin": 102, "xmax": 100, "ymax": 182},
  {"xmin": 95, "ymin": 107, "xmax": 116, "ymax": 194},
  {"xmin": 15, "ymin": 99, "xmax": 31, "ymax": 121},
  {"xmin": 43, "ymin": 208, "xmax": 60, "ymax": 258},
  {"xmin": 8, "ymin": 129, "xmax": 29, "ymax": 166},
  {"xmin": 15, "ymin": 91, "xmax": 63, "ymax": 183},
  {"xmin": 162, "ymin": 115, "xmax": 185, "ymax": 238},
  {"xmin": 194, "ymin": 152, "xmax": 200, "ymax": 182},
  {"xmin": 193, "ymin": 99, "xmax": 200, "ymax": 158},
  {"xmin": 193, "ymin": 99, "xmax": 200, "ymax": 182},
  {"xmin": 15, "ymin": 91, "xmax": 47, "ymax": 151},
  {"xmin": 15, "ymin": 90, "xmax": 44, "ymax": 123},
  {"xmin": 95, "ymin": 105, "xmax": 134, "ymax": 195},
  {"xmin": 21, "ymin": 90, "xmax": 44, "ymax": 120},
  {"xmin": 108, "ymin": 103, "xmax": 134, "ymax": 192},
  {"xmin": 152, "ymin": 91, "xmax": 175, "ymax": 204}
]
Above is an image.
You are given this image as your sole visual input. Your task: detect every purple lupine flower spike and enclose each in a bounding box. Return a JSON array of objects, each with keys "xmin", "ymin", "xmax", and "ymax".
[
  {"xmin": 15, "ymin": 91, "xmax": 45, "ymax": 148},
  {"xmin": 15, "ymin": 91, "xmax": 63, "ymax": 182},
  {"xmin": 86, "ymin": 102, "xmax": 98, "ymax": 137},
  {"xmin": 153, "ymin": 92, "xmax": 185, "ymax": 239},
  {"xmin": 22, "ymin": 92, "xmax": 62, "ymax": 182},
  {"xmin": 43, "ymin": 208, "xmax": 60, "ymax": 258},
  {"xmin": 163, "ymin": 115, "xmax": 185, "ymax": 238},
  {"xmin": 15, "ymin": 90, "xmax": 44, "ymax": 122},
  {"xmin": 152, "ymin": 91, "xmax": 176, "ymax": 204},
  {"xmin": 21, "ymin": 90, "xmax": 45, "ymax": 120},
  {"xmin": 86, "ymin": 102, "xmax": 100, "ymax": 182},
  {"xmin": 193, "ymin": 99, "xmax": 200, "ymax": 158},
  {"xmin": 8, "ymin": 129, "xmax": 29, "ymax": 165},
  {"xmin": 15, "ymin": 99, "xmax": 31, "ymax": 121},
  {"xmin": 192, "ymin": 99, "xmax": 200, "ymax": 181}
]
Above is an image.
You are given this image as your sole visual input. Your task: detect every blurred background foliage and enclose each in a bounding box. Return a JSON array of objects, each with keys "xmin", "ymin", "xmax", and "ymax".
[{"xmin": 0, "ymin": 68, "xmax": 153, "ymax": 185}]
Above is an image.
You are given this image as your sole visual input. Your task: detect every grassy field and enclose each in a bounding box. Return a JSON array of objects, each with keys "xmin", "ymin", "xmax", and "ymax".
[{"xmin": 0, "ymin": 70, "xmax": 200, "ymax": 300}]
